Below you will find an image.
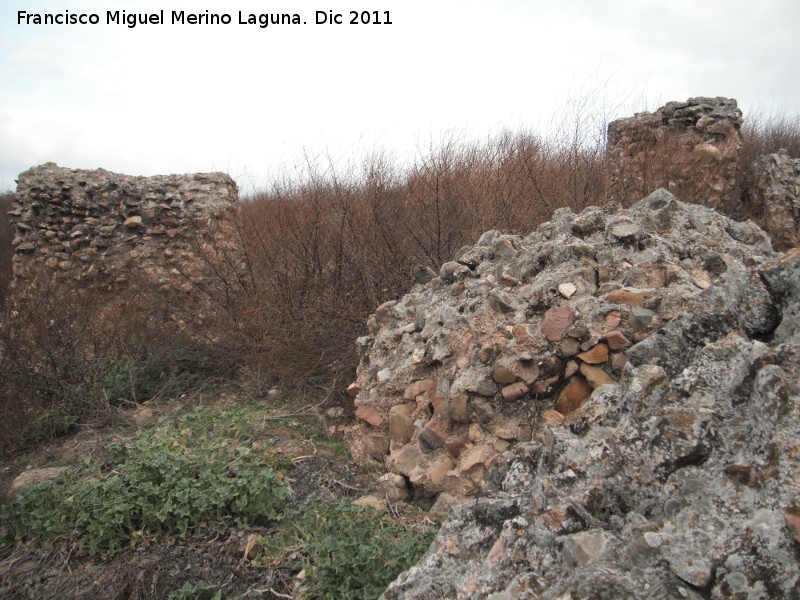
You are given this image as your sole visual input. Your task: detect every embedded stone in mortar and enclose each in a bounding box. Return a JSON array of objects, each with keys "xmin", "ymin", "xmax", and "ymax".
[{"xmin": 541, "ymin": 307, "xmax": 575, "ymax": 342}]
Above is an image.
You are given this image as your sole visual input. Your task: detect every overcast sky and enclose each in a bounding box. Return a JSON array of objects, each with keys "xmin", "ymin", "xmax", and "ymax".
[{"xmin": 1, "ymin": 0, "xmax": 798, "ymax": 193}]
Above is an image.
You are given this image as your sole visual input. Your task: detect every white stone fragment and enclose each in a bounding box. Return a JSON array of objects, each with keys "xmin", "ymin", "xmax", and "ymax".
[{"xmin": 558, "ymin": 282, "xmax": 577, "ymax": 298}]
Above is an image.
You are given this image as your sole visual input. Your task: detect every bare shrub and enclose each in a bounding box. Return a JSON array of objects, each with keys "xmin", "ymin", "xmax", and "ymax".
[
  {"xmin": 0, "ymin": 266, "xmax": 232, "ymax": 457},
  {"xmin": 0, "ymin": 273, "xmax": 110, "ymax": 455},
  {"xmin": 204, "ymin": 120, "xmax": 609, "ymax": 380},
  {"xmin": 4, "ymin": 102, "xmax": 795, "ymax": 449},
  {"xmin": 741, "ymin": 111, "xmax": 800, "ymax": 159},
  {"xmin": 0, "ymin": 192, "xmax": 13, "ymax": 304},
  {"xmin": 734, "ymin": 111, "xmax": 800, "ymax": 222}
]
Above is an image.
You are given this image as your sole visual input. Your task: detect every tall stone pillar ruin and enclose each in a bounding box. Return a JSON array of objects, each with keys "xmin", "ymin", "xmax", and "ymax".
[
  {"xmin": 607, "ymin": 97, "xmax": 743, "ymax": 210},
  {"xmin": 7, "ymin": 163, "xmax": 244, "ymax": 329}
]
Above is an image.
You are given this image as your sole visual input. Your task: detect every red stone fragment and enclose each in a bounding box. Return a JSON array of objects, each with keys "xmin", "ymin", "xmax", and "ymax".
[
  {"xmin": 605, "ymin": 310, "xmax": 622, "ymax": 328},
  {"xmin": 784, "ymin": 507, "xmax": 800, "ymax": 544},
  {"xmin": 355, "ymin": 405, "xmax": 383, "ymax": 428},
  {"xmin": 541, "ymin": 307, "xmax": 576, "ymax": 342},
  {"xmin": 419, "ymin": 420, "xmax": 448, "ymax": 452},
  {"xmin": 577, "ymin": 343, "xmax": 609, "ymax": 364},
  {"xmin": 532, "ymin": 376, "xmax": 559, "ymax": 396},
  {"xmin": 541, "ymin": 508, "xmax": 568, "ymax": 531},
  {"xmin": 605, "ymin": 330, "xmax": 631, "ymax": 350},
  {"xmin": 554, "ymin": 377, "xmax": 592, "ymax": 414},
  {"xmin": 404, "ymin": 379, "xmax": 435, "ymax": 401}
]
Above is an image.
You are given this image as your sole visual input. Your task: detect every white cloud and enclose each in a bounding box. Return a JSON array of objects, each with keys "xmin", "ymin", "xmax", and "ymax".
[{"xmin": 1, "ymin": 0, "xmax": 798, "ymax": 192}]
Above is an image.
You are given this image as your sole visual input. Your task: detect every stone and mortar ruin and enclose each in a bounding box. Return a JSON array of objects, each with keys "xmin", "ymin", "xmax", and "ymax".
[
  {"xmin": 344, "ymin": 98, "xmax": 800, "ymax": 598},
  {"xmin": 607, "ymin": 96, "xmax": 744, "ymax": 210},
  {"xmin": 345, "ymin": 189, "xmax": 775, "ymax": 498},
  {"xmin": 8, "ymin": 162, "xmax": 242, "ymax": 327},
  {"xmin": 749, "ymin": 150, "xmax": 800, "ymax": 251},
  {"xmin": 350, "ymin": 193, "xmax": 800, "ymax": 598},
  {"xmin": 607, "ymin": 96, "xmax": 799, "ymax": 247},
  {"xmin": 5, "ymin": 97, "xmax": 800, "ymax": 599}
]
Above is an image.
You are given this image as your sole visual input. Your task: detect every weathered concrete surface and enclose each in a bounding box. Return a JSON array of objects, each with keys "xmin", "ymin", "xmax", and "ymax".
[
  {"xmin": 344, "ymin": 191, "xmax": 800, "ymax": 598},
  {"xmin": 382, "ymin": 243, "xmax": 800, "ymax": 597},
  {"xmin": 347, "ymin": 189, "xmax": 775, "ymax": 503}
]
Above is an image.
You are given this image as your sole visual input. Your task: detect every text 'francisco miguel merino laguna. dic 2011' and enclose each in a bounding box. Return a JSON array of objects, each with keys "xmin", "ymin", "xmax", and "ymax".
[{"xmin": 17, "ymin": 9, "xmax": 394, "ymax": 28}]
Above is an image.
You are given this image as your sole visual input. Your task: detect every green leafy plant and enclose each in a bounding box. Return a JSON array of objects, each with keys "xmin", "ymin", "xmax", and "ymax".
[
  {"xmin": 2, "ymin": 407, "xmax": 292, "ymax": 556},
  {"xmin": 167, "ymin": 581, "xmax": 222, "ymax": 600},
  {"xmin": 101, "ymin": 335, "xmax": 232, "ymax": 405},
  {"xmin": 23, "ymin": 410, "xmax": 79, "ymax": 445},
  {"xmin": 260, "ymin": 498, "xmax": 436, "ymax": 599}
]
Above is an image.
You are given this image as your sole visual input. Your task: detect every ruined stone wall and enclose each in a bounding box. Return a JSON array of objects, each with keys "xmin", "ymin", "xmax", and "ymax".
[
  {"xmin": 607, "ymin": 97, "xmax": 743, "ymax": 210},
  {"xmin": 8, "ymin": 163, "xmax": 243, "ymax": 328}
]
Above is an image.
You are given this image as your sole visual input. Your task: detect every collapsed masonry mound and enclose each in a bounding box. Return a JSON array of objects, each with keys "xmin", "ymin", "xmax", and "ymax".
[
  {"xmin": 346, "ymin": 191, "xmax": 800, "ymax": 598},
  {"xmin": 347, "ymin": 189, "xmax": 776, "ymax": 497}
]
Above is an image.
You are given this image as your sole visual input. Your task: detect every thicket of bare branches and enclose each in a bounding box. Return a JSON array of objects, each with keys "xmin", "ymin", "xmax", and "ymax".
[
  {"xmin": 204, "ymin": 110, "xmax": 800, "ymax": 380},
  {"xmin": 200, "ymin": 127, "xmax": 608, "ymax": 379},
  {"xmin": 1, "ymin": 108, "xmax": 798, "ymax": 455}
]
